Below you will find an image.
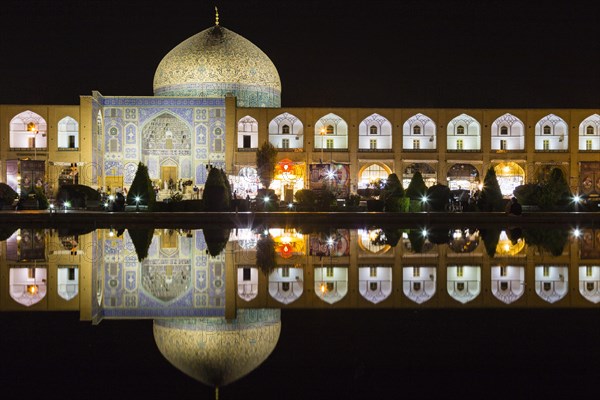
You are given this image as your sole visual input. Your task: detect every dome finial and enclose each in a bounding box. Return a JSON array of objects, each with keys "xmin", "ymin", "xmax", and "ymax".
[{"xmin": 215, "ymin": 6, "xmax": 219, "ymax": 26}]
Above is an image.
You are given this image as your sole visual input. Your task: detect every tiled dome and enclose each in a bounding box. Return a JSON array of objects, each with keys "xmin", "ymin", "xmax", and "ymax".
[
  {"xmin": 153, "ymin": 309, "xmax": 281, "ymax": 387},
  {"xmin": 153, "ymin": 25, "xmax": 281, "ymax": 107}
]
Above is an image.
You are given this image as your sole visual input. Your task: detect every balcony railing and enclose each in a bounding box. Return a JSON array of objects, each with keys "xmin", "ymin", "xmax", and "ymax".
[
  {"xmin": 237, "ymin": 147, "xmax": 258, "ymax": 152},
  {"xmin": 534, "ymin": 149, "xmax": 569, "ymax": 153},
  {"xmin": 446, "ymin": 149, "xmax": 482, "ymax": 153},
  {"xmin": 9, "ymin": 147, "xmax": 48, "ymax": 151},
  {"xmin": 58, "ymin": 147, "xmax": 80, "ymax": 151},
  {"xmin": 313, "ymin": 148, "xmax": 348, "ymax": 152},
  {"xmin": 358, "ymin": 148, "xmax": 393, "ymax": 153},
  {"xmin": 402, "ymin": 148, "xmax": 438, "ymax": 152}
]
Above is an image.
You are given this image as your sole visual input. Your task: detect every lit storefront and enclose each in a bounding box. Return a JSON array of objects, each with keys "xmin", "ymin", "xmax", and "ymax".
[
  {"xmin": 494, "ymin": 161, "xmax": 525, "ymax": 197},
  {"xmin": 446, "ymin": 163, "xmax": 480, "ymax": 191},
  {"xmin": 271, "ymin": 159, "xmax": 305, "ymax": 203}
]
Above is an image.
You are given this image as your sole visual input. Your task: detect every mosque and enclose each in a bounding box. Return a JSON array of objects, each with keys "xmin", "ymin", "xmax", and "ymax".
[{"xmin": 1, "ymin": 10, "xmax": 599, "ymax": 204}]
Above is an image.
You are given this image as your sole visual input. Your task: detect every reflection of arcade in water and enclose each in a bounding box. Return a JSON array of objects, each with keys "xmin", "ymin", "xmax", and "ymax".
[
  {"xmin": 1, "ymin": 226, "xmax": 600, "ymax": 391},
  {"xmin": 2, "ymin": 227, "xmax": 600, "ymax": 315}
]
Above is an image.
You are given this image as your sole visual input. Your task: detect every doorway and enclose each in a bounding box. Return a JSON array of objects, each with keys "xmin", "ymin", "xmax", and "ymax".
[{"xmin": 161, "ymin": 166, "xmax": 178, "ymax": 188}]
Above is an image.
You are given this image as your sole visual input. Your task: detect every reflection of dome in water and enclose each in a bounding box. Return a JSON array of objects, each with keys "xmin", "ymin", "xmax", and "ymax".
[
  {"xmin": 153, "ymin": 309, "xmax": 281, "ymax": 387},
  {"xmin": 153, "ymin": 24, "xmax": 281, "ymax": 107}
]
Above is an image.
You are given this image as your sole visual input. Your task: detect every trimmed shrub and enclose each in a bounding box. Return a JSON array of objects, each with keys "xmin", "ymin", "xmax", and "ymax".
[
  {"xmin": 203, "ymin": 167, "xmax": 230, "ymax": 211},
  {"xmin": 295, "ymin": 189, "xmax": 317, "ymax": 211},
  {"xmin": 478, "ymin": 167, "xmax": 504, "ymax": 211},
  {"xmin": 126, "ymin": 162, "xmax": 156, "ymax": 211},
  {"xmin": 0, "ymin": 183, "xmax": 18, "ymax": 208},
  {"xmin": 513, "ymin": 184, "xmax": 541, "ymax": 206},
  {"xmin": 426, "ymin": 184, "xmax": 452, "ymax": 211},
  {"xmin": 405, "ymin": 171, "xmax": 427, "ymax": 200}
]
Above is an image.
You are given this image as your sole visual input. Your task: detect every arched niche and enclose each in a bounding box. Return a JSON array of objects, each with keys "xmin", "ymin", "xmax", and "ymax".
[
  {"xmin": 357, "ymin": 162, "xmax": 392, "ymax": 189},
  {"xmin": 448, "ymin": 228, "xmax": 481, "ymax": 254},
  {"xmin": 269, "ymin": 266, "xmax": 304, "ymax": 304},
  {"xmin": 268, "ymin": 112, "xmax": 303, "ymax": 150},
  {"xmin": 494, "ymin": 161, "xmax": 525, "ymax": 197},
  {"xmin": 491, "ymin": 113, "xmax": 525, "ymax": 150},
  {"xmin": 357, "ymin": 229, "xmax": 391, "ymax": 255},
  {"xmin": 238, "ymin": 115, "xmax": 258, "ymax": 149},
  {"xmin": 535, "ymin": 265, "xmax": 568, "ymax": 303},
  {"xmin": 314, "ymin": 113, "xmax": 348, "ymax": 150},
  {"xmin": 403, "ymin": 266, "xmax": 436, "ymax": 304},
  {"xmin": 358, "ymin": 266, "xmax": 392, "ymax": 304},
  {"xmin": 58, "ymin": 266, "xmax": 79, "ymax": 301},
  {"xmin": 578, "ymin": 266, "xmax": 600, "ymax": 304},
  {"xmin": 446, "ymin": 163, "xmax": 480, "ymax": 191},
  {"xmin": 446, "ymin": 114, "xmax": 480, "ymax": 151},
  {"xmin": 10, "ymin": 267, "xmax": 47, "ymax": 307},
  {"xmin": 578, "ymin": 114, "xmax": 600, "ymax": 151},
  {"xmin": 358, "ymin": 113, "xmax": 392, "ymax": 150},
  {"xmin": 58, "ymin": 116, "xmax": 79, "ymax": 149},
  {"xmin": 491, "ymin": 265, "xmax": 525, "ymax": 304},
  {"xmin": 447, "ymin": 265, "xmax": 481, "ymax": 304},
  {"xmin": 535, "ymin": 114, "xmax": 568, "ymax": 151},
  {"xmin": 496, "ymin": 230, "xmax": 526, "ymax": 257},
  {"xmin": 314, "ymin": 266, "xmax": 348, "ymax": 304},
  {"xmin": 237, "ymin": 266, "xmax": 259, "ymax": 302},
  {"xmin": 9, "ymin": 110, "xmax": 48, "ymax": 150},
  {"xmin": 403, "ymin": 113, "xmax": 436, "ymax": 150}
]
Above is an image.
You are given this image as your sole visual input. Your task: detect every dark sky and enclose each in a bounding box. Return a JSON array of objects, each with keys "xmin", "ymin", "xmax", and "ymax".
[{"xmin": 1, "ymin": 0, "xmax": 599, "ymax": 108}]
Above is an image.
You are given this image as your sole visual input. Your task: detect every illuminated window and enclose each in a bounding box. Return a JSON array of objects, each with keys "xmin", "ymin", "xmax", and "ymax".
[
  {"xmin": 326, "ymin": 267, "xmax": 334, "ymax": 277},
  {"xmin": 370, "ymin": 126, "xmax": 378, "ymax": 135},
  {"xmin": 586, "ymin": 266, "xmax": 593, "ymax": 276},
  {"xmin": 457, "ymin": 266, "xmax": 464, "ymax": 277},
  {"xmin": 457, "ymin": 126, "xmax": 465, "ymax": 135},
  {"xmin": 413, "ymin": 139, "xmax": 420, "ymax": 149},
  {"xmin": 500, "ymin": 266, "xmax": 507, "ymax": 276},
  {"xmin": 586, "ymin": 125, "xmax": 594, "ymax": 135},
  {"xmin": 326, "ymin": 139, "xmax": 334, "ymax": 149},
  {"xmin": 282, "ymin": 124, "xmax": 290, "ymax": 134},
  {"xmin": 500, "ymin": 126, "xmax": 508, "ymax": 135},
  {"xmin": 456, "ymin": 139, "xmax": 463, "ymax": 150},
  {"xmin": 282, "ymin": 138, "xmax": 289, "ymax": 149},
  {"xmin": 413, "ymin": 266, "xmax": 420, "ymax": 277},
  {"xmin": 370, "ymin": 267, "xmax": 377, "ymax": 277},
  {"xmin": 326, "ymin": 125, "xmax": 334, "ymax": 135},
  {"xmin": 543, "ymin": 126, "xmax": 551, "ymax": 135},
  {"xmin": 282, "ymin": 267, "xmax": 290, "ymax": 277},
  {"xmin": 370, "ymin": 139, "xmax": 377, "ymax": 149},
  {"xmin": 543, "ymin": 266, "xmax": 550, "ymax": 276},
  {"xmin": 413, "ymin": 126, "xmax": 421, "ymax": 135},
  {"xmin": 500, "ymin": 140, "xmax": 507, "ymax": 150},
  {"xmin": 586, "ymin": 140, "xmax": 592, "ymax": 150},
  {"xmin": 543, "ymin": 140, "xmax": 550, "ymax": 150}
]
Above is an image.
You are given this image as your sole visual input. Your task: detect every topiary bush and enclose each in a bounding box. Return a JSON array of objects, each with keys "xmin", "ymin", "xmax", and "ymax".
[
  {"xmin": 426, "ymin": 184, "xmax": 452, "ymax": 211},
  {"xmin": 126, "ymin": 162, "xmax": 156, "ymax": 211}
]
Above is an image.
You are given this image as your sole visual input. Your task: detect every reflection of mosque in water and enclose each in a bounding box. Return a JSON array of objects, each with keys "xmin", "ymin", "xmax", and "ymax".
[{"xmin": 1, "ymin": 226, "xmax": 600, "ymax": 388}]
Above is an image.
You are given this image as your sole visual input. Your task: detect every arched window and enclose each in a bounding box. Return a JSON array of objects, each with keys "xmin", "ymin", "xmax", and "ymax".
[
  {"xmin": 237, "ymin": 115, "xmax": 258, "ymax": 149},
  {"xmin": 413, "ymin": 126, "xmax": 421, "ymax": 135},
  {"xmin": 282, "ymin": 125, "xmax": 290, "ymax": 134},
  {"xmin": 369, "ymin": 126, "xmax": 378, "ymax": 135},
  {"xmin": 543, "ymin": 126, "xmax": 551, "ymax": 134},
  {"xmin": 587, "ymin": 125, "xmax": 594, "ymax": 135},
  {"xmin": 326, "ymin": 125, "xmax": 334, "ymax": 135},
  {"xmin": 457, "ymin": 126, "xmax": 465, "ymax": 134},
  {"xmin": 500, "ymin": 126, "xmax": 508, "ymax": 135},
  {"xmin": 9, "ymin": 110, "xmax": 48, "ymax": 150},
  {"xmin": 58, "ymin": 116, "xmax": 79, "ymax": 149}
]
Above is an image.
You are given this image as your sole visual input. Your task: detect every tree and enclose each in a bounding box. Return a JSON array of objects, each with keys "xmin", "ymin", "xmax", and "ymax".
[
  {"xmin": 426, "ymin": 184, "xmax": 452, "ymax": 211},
  {"xmin": 256, "ymin": 233, "xmax": 277, "ymax": 275},
  {"xmin": 382, "ymin": 173, "xmax": 405, "ymax": 212},
  {"xmin": 127, "ymin": 228, "xmax": 154, "ymax": 261},
  {"xmin": 538, "ymin": 167, "xmax": 571, "ymax": 210},
  {"xmin": 256, "ymin": 141, "xmax": 278, "ymax": 189},
  {"xmin": 478, "ymin": 167, "xmax": 504, "ymax": 211},
  {"xmin": 405, "ymin": 171, "xmax": 427, "ymax": 200},
  {"xmin": 203, "ymin": 167, "xmax": 230, "ymax": 211},
  {"xmin": 127, "ymin": 162, "xmax": 156, "ymax": 211}
]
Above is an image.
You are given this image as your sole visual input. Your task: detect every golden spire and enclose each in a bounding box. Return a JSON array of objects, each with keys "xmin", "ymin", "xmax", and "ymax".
[{"xmin": 215, "ymin": 6, "xmax": 220, "ymax": 26}]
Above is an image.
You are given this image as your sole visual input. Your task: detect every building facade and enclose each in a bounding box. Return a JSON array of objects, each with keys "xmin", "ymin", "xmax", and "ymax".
[{"xmin": 1, "ymin": 19, "xmax": 599, "ymax": 202}]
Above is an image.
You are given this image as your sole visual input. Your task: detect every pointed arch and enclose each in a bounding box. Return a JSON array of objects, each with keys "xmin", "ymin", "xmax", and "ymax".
[
  {"xmin": 358, "ymin": 113, "xmax": 392, "ymax": 150},
  {"xmin": 314, "ymin": 113, "xmax": 348, "ymax": 150},
  {"xmin": 535, "ymin": 265, "xmax": 568, "ymax": 303},
  {"xmin": 491, "ymin": 113, "xmax": 524, "ymax": 150},
  {"xmin": 535, "ymin": 114, "xmax": 568, "ymax": 151},
  {"xmin": 403, "ymin": 266, "xmax": 436, "ymax": 304},
  {"xmin": 269, "ymin": 267, "xmax": 304, "ymax": 304},
  {"xmin": 314, "ymin": 266, "xmax": 348, "ymax": 304},
  {"xmin": 359, "ymin": 266, "xmax": 392, "ymax": 304},
  {"xmin": 9, "ymin": 110, "xmax": 47, "ymax": 150},
  {"xmin": 403, "ymin": 113, "xmax": 436, "ymax": 150},
  {"xmin": 579, "ymin": 266, "xmax": 600, "ymax": 304},
  {"xmin": 238, "ymin": 266, "xmax": 259, "ymax": 302},
  {"xmin": 446, "ymin": 113, "xmax": 481, "ymax": 151},
  {"xmin": 579, "ymin": 114, "xmax": 600, "ymax": 151},
  {"xmin": 447, "ymin": 265, "xmax": 481, "ymax": 304},
  {"xmin": 268, "ymin": 112, "xmax": 304, "ymax": 150},
  {"xmin": 491, "ymin": 266, "xmax": 525, "ymax": 304},
  {"xmin": 238, "ymin": 115, "xmax": 258, "ymax": 149}
]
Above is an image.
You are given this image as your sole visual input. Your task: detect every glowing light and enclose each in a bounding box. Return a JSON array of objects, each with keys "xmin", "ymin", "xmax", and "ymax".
[
  {"xmin": 422, "ymin": 229, "xmax": 428, "ymax": 237},
  {"xmin": 109, "ymin": 230, "xmax": 114, "ymax": 237},
  {"xmin": 288, "ymin": 203, "xmax": 293, "ymax": 209},
  {"xmin": 327, "ymin": 237, "xmax": 334, "ymax": 246},
  {"xmin": 64, "ymin": 201, "xmax": 71, "ymax": 208},
  {"xmin": 264, "ymin": 196, "xmax": 270, "ymax": 202},
  {"xmin": 26, "ymin": 284, "xmax": 39, "ymax": 295},
  {"xmin": 108, "ymin": 195, "xmax": 115, "ymax": 201},
  {"xmin": 326, "ymin": 170, "xmax": 336, "ymax": 179},
  {"xmin": 573, "ymin": 195, "xmax": 581, "ymax": 203},
  {"xmin": 421, "ymin": 195, "xmax": 428, "ymax": 203},
  {"xmin": 49, "ymin": 204, "xmax": 54, "ymax": 209},
  {"xmin": 320, "ymin": 283, "xmax": 327, "ymax": 293},
  {"xmin": 135, "ymin": 196, "xmax": 141, "ymax": 203},
  {"xmin": 573, "ymin": 228, "xmax": 581, "ymax": 238}
]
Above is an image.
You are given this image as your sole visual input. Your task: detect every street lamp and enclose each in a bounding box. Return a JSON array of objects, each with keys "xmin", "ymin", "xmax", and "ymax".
[
  {"xmin": 27, "ymin": 123, "xmax": 43, "ymax": 160},
  {"xmin": 320, "ymin": 127, "xmax": 326, "ymax": 164},
  {"xmin": 135, "ymin": 196, "xmax": 141, "ymax": 211}
]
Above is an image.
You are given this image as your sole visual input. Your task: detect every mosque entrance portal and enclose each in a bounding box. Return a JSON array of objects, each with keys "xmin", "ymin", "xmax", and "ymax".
[{"xmin": 161, "ymin": 166, "xmax": 178, "ymax": 187}]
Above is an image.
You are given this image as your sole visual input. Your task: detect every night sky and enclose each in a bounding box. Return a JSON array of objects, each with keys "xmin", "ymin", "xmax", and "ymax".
[
  {"xmin": 1, "ymin": 1, "xmax": 600, "ymax": 399},
  {"xmin": 0, "ymin": 0, "xmax": 599, "ymax": 108}
]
